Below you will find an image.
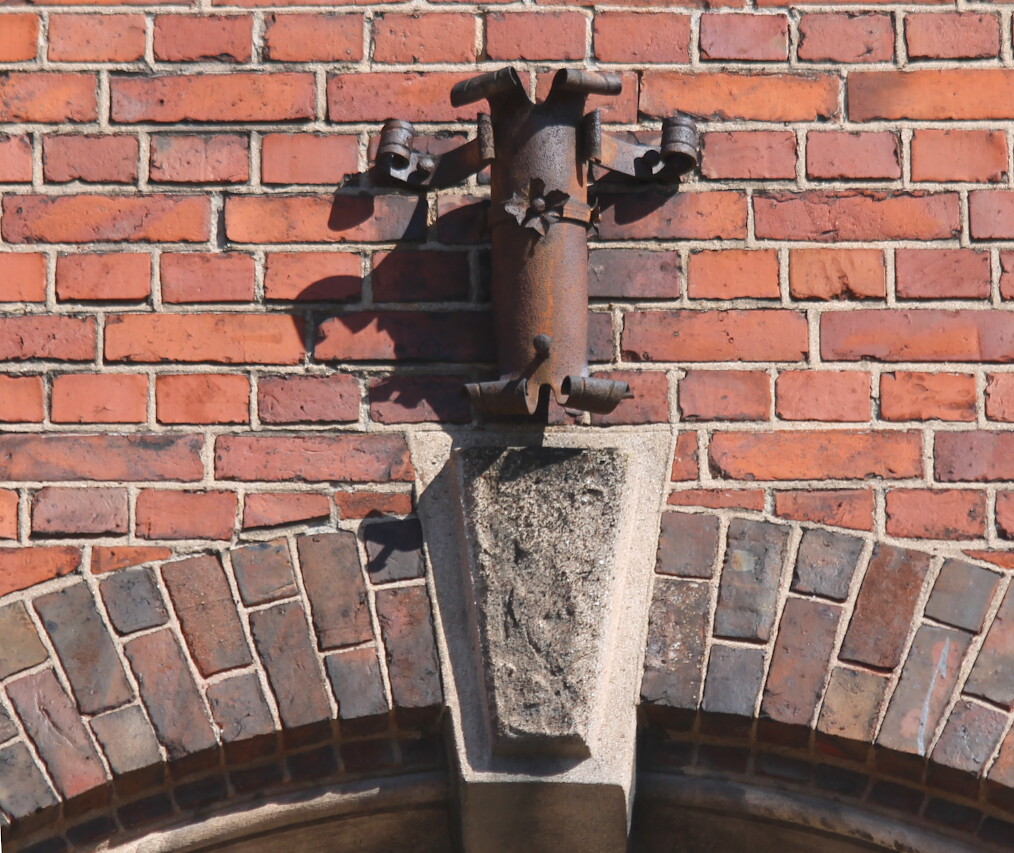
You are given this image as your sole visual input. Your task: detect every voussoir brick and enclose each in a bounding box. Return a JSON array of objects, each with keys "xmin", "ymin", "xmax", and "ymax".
[
  {"xmin": 714, "ymin": 518, "xmax": 790, "ymax": 642},
  {"xmin": 296, "ymin": 532, "xmax": 373, "ymax": 650}
]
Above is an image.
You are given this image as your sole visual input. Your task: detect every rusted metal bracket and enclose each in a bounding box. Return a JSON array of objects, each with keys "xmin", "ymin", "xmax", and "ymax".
[{"xmin": 371, "ymin": 67, "xmax": 699, "ymax": 419}]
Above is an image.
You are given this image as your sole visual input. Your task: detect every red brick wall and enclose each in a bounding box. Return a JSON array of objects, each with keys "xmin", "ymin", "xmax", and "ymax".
[{"xmin": 2, "ymin": 2, "xmax": 1014, "ymax": 591}]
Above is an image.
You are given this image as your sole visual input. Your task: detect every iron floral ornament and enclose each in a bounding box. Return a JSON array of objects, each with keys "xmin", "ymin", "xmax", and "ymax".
[{"xmin": 373, "ymin": 67, "xmax": 699, "ymax": 418}]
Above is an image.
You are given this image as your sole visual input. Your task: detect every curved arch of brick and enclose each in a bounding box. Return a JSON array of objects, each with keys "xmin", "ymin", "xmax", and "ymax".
[{"xmin": 5, "ymin": 510, "xmax": 1014, "ymax": 851}]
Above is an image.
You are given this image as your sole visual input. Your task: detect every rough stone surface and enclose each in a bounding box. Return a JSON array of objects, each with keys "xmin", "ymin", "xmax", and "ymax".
[
  {"xmin": 296, "ymin": 532, "xmax": 373, "ymax": 650},
  {"xmin": 229, "ymin": 539, "xmax": 298, "ymax": 606},
  {"xmin": 965, "ymin": 584, "xmax": 1014, "ymax": 706},
  {"xmin": 99, "ymin": 566, "xmax": 169, "ymax": 635},
  {"xmin": 89, "ymin": 704, "xmax": 162, "ymax": 776},
  {"xmin": 364, "ymin": 517, "xmax": 425, "ymax": 582},
  {"xmin": 925, "ymin": 558, "xmax": 999, "ymax": 634},
  {"xmin": 655, "ymin": 512, "xmax": 720, "ymax": 579},
  {"xmin": 792, "ymin": 528, "xmax": 865, "ymax": 601},
  {"xmin": 0, "ymin": 601, "xmax": 49, "ymax": 679},
  {"xmin": 642, "ymin": 578, "xmax": 710, "ymax": 710},
  {"xmin": 456, "ymin": 447, "xmax": 626, "ymax": 754},
  {"xmin": 325, "ymin": 647, "xmax": 389, "ymax": 722},
  {"xmin": 714, "ymin": 518, "xmax": 790, "ymax": 641}
]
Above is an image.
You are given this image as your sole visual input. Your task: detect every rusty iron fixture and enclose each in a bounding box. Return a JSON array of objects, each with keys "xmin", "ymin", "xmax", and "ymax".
[{"xmin": 373, "ymin": 67, "xmax": 699, "ymax": 418}]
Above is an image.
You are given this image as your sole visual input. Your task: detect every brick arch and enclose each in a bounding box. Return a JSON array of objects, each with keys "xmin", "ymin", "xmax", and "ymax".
[{"xmin": 640, "ymin": 510, "xmax": 1014, "ymax": 851}]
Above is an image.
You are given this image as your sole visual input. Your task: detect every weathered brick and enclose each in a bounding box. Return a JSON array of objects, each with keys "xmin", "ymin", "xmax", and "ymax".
[
  {"xmin": 0, "ymin": 315, "xmax": 95, "ymax": 361},
  {"xmin": 886, "ymin": 489, "xmax": 985, "ymax": 539},
  {"xmin": 89, "ymin": 705, "xmax": 161, "ymax": 779},
  {"xmin": 325, "ymin": 648, "xmax": 389, "ymax": 724},
  {"xmin": 679, "ymin": 369, "xmax": 770, "ymax": 421},
  {"xmin": 0, "ymin": 743, "xmax": 58, "ymax": 821},
  {"xmin": 776, "ymin": 370, "xmax": 870, "ymax": 422},
  {"xmin": 327, "ymin": 72, "xmax": 477, "ymax": 123},
  {"xmin": 896, "ymin": 249, "xmax": 990, "ymax": 300},
  {"xmin": 263, "ymin": 252, "xmax": 360, "ymax": 302},
  {"xmin": 35, "ymin": 583, "xmax": 132, "ymax": 715},
  {"xmin": 99, "ymin": 567, "xmax": 169, "ymax": 635},
  {"xmin": 0, "ymin": 135, "xmax": 33, "ymax": 183},
  {"xmin": 7, "ymin": 669, "xmax": 107, "ymax": 799},
  {"xmin": 925, "ymin": 559, "xmax": 999, "ymax": 634},
  {"xmin": 0, "ymin": 73, "xmax": 97, "ymax": 123},
  {"xmin": 878, "ymin": 625, "xmax": 970, "ymax": 756},
  {"xmin": 0, "ymin": 490, "xmax": 17, "ymax": 540},
  {"xmin": 851, "ymin": 69, "xmax": 1014, "ymax": 121},
  {"xmin": 798, "ymin": 13, "xmax": 893, "ymax": 63},
  {"xmin": 597, "ymin": 191, "xmax": 747, "ymax": 240},
  {"xmin": 297, "ymin": 532, "xmax": 372, "ymax": 650},
  {"xmin": 0, "ymin": 602, "xmax": 49, "ymax": 680},
  {"xmin": 249, "ymin": 601, "xmax": 332, "ymax": 730},
  {"xmin": 987, "ymin": 374, "xmax": 1014, "ymax": 422},
  {"xmin": 702, "ymin": 644, "xmax": 764, "ymax": 726},
  {"xmin": 0, "ymin": 14, "xmax": 39, "ymax": 62},
  {"xmin": 376, "ymin": 585, "xmax": 442, "ymax": 713},
  {"xmin": 998, "ymin": 492, "xmax": 1014, "ymax": 540},
  {"xmin": 264, "ymin": 13, "xmax": 363, "ymax": 62},
  {"xmin": 642, "ymin": 578, "xmax": 709, "ymax": 710},
  {"xmin": 118, "ymin": 793, "xmax": 174, "ymax": 829},
  {"xmin": 261, "ymin": 134, "xmax": 359, "ymax": 186},
  {"xmin": 912, "ymin": 130, "xmax": 1007, "ymax": 183},
  {"xmin": 153, "ymin": 14, "xmax": 252, "ymax": 62},
  {"xmin": 363, "ymin": 518, "xmax": 424, "ymax": 583},
  {"xmin": 840, "ymin": 544, "xmax": 932, "ymax": 670},
  {"xmin": 715, "ymin": 519, "xmax": 790, "ymax": 642},
  {"xmin": 0, "ymin": 254, "xmax": 46, "ymax": 303},
  {"xmin": 817, "ymin": 666, "xmax": 888, "ymax": 748},
  {"xmin": 43, "ymin": 135, "xmax": 138, "ymax": 184},
  {"xmin": 965, "ymin": 586, "xmax": 1014, "ymax": 707},
  {"xmin": 56, "ymin": 253, "xmax": 150, "ymax": 302},
  {"xmin": 594, "ymin": 12, "xmax": 690, "ymax": 63},
  {"xmin": 373, "ymin": 249, "xmax": 470, "ymax": 302},
  {"xmin": 906, "ymin": 13, "xmax": 999, "ymax": 60},
  {"xmin": 334, "ymin": 490, "xmax": 412, "ymax": 520},
  {"xmin": 806, "ymin": 131, "xmax": 900, "ymax": 180},
  {"xmin": 229, "ymin": 539, "xmax": 298, "ymax": 606},
  {"xmin": 244, "ymin": 492, "xmax": 331, "ymax": 529},
  {"xmin": 369, "ymin": 375, "xmax": 472, "ymax": 425},
  {"xmin": 373, "ymin": 12, "xmax": 475, "ymax": 63},
  {"xmin": 0, "ymin": 375, "xmax": 43, "ymax": 422},
  {"xmin": 670, "ymin": 431, "xmax": 699, "ymax": 482},
  {"xmin": 937, "ymin": 432, "xmax": 1014, "ymax": 482},
  {"xmin": 162, "ymin": 554, "xmax": 252, "ymax": 676},
  {"xmin": 258, "ymin": 374, "xmax": 359, "ymax": 424},
  {"xmin": 315, "ymin": 311, "xmax": 493, "ymax": 363},
  {"xmin": 931, "ymin": 699, "xmax": 1006, "ymax": 795},
  {"xmin": 124, "ymin": 629, "xmax": 217, "ymax": 760},
  {"xmin": 656, "ymin": 513, "xmax": 720, "ymax": 579},
  {"xmin": 149, "ymin": 134, "xmax": 249, "ymax": 183},
  {"xmin": 136, "ymin": 490, "xmax": 237, "ymax": 540},
  {"xmin": 32, "ymin": 487, "xmax": 128, "ymax": 535},
  {"xmin": 487, "ymin": 11, "xmax": 585, "ymax": 60},
  {"xmin": 700, "ymin": 131, "xmax": 796, "ymax": 180},
  {"xmin": 0, "ymin": 547, "xmax": 80, "ymax": 597},
  {"xmin": 91, "ymin": 546, "xmax": 172, "ymax": 576},
  {"xmin": 789, "ymin": 249, "xmax": 885, "ymax": 300},
  {"xmin": 206, "ymin": 672, "xmax": 275, "ymax": 762},
  {"xmin": 700, "ymin": 13, "xmax": 787, "ymax": 61},
  {"xmin": 156, "ymin": 374, "xmax": 250, "ymax": 425},
  {"xmin": 216, "ymin": 434, "xmax": 413, "ymax": 483},
  {"xmin": 793, "ymin": 528, "xmax": 865, "ymax": 601},
  {"xmin": 51, "ymin": 374, "xmax": 148, "ymax": 424},
  {"xmin": 668, "ymin": 489, "xmax": 765, "ymax": 511},
  {"xmin": 881, "ymin": 372, "xmax": 976, "ymax": 422},
  {"xmin": 687, "ymin": 249, "xmax": 779, "ymax": 299},
  {"xmin": 160, "ymin": 253, "xmax": 255, "ymax": 303},
  {"xmin": 48, "ymin": 14, "xmax": 144, "ymax": 62}
]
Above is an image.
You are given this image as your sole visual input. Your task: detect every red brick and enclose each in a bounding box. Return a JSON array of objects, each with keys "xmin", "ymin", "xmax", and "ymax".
[
  {"xmin": 594, "ymin": 12, "xmax": 690, "ymax": 63},
  {"xmin": 0, "ymin": 254, "xmax": 46, "ymax": 302},
  {"xmin": 160, "ymin": 253, "xmax": 255, "ymax": 303},
  {"xmin": 887, "ymin": 489, "xmax": 985, "ymax": 539},
  {"xmin": 668, "ymin": 489, "xmax": 765, "ymax": 511},
  {"xmin": 153, "ymin": 15, "xmax": 252, "ymax": 62},
  {"xmin": 935, "ymin": 432, "xmax": 1014, "ymax": 482},
  {"xmin": 32, "ymin": 487, "xmax": 128, "ymax": 536},
  {"xmin": 700, "ymin": 14, "xmax": 788, "ymax": 61},
  {"xmin": 589, "ymin": 370, "xmax": 670, "ymax": 426},
  {"xmin": 912, "ymin": 130, "xmax": 1007, "ymax": 183},
  {"xmin": 700, "ymin": 131, "xmax": 796, "ymax": 180},
  {"xmin": 679, "ymin": 370, "xmax": 769, "ymax": 421},
  {"xmin": 334, "ymin": 491, "xmax": 412, "ymax": 520},
  {"xmin": 215, "ymin": 434, "xmax": 413, "ymax": 482},
  {"xmin": 261, "ymin": 134, "xmax": 358, "ymax": 186},
  {"xmin": 91, "ymin": 546, "xmax": 172, "ymax": 575},
  {"xmin": 671, "ymin": 431, "xmax": 699, "ymax": 481},
  {"xmin": 987, "ymin": 375, "xmax": 1014, "ymax": 422},
  {"xmin": 687, "ymin": 249, "xmax": 780, "ymax": 299},
  {"xmin": 136, "ymin": 490, "xmax": 237, "ymax": 540},
  {"xmin": 327, "ymin": 72, "xmax": 478, "ymax": 123},
  {"xmin": 258, "ymin": 374, "xmax": 359, "ymax": 423},
  {"xmin": 822, "ymin": 310, "xmax": 1014, "ymax": 362},
  {"xmin": 0, "ymin": 14, "xmax": 39, "ymax": 61},
  {"xmin": 49, "ymin": 14, "xmax": 144, "ymax": 62},
  {"xmin": 51, "ymin": 374, "xmax": 148, "ymax": 424},
  {"xmin": 881, "ymin": 372, "xmax": 976, "ymax": 422},
  {"xmin": 798, "ymin": 14, "xmax": 893, "ymax": 63},
  {"xmin": 56, "ymin": 253, "xmax": 150, "ymax": 301},
  {"xmin": 0, "ymin": 376, "xmax": 43, "ymax": 423},
  {"xmin": 806, "ymin": 132, "xmax": 900, "ymax": 180},
  {"xmin": 0, "ymin": 547, "xmax": 80, "ymax": 597},
  {"xmin": 487, "ymin": 12, "xmax": 585, "ymax": 60},
  {"xmin": 774, "ymin": 489, "xmax": 874, "ymax": 531},
  {"xmin": 906, "ymin": 13, "xmax": 999, "ymax": 59},
  {"xmin": 44, "ymin": 135, "xmax": 138, "ymax": 184},
  {"xmin": 0, "ymin": 434, "xmax": 203, "ymax": 482},
  {"xmin": 776, "ymin": 371, "xmax": 870, "ymax": 422},
  {"xmin": 0, "ymin": 73, "xmax": 97, "ymax": 123},
  {"xmin": 997, "ymin": 494, "xmax": 1014, "ymax": 540},
  {"xmin": 226, "ymin": 194, "xmax": 425, "ymax": 243},
  {"xmin": 264, "ymin": 13, "xmax": 362, "ymax": 61},
  {"xmin": 112, "ymin": 73, "xmax": 314, "ymax": 122},
  {"xmin": 156, "ymin": 374, "xmax": 250, "ymax": 424},
  {"xmin": 1002, "ymin": 254, "xmax": 1014, "ymax": 300},
  {"xmin": 106, "ymin": 314, "xmax": 304, "ymax": 364},
  {"xmin": 850, "ymin": 70, "xmax": 1014, "ymax": 121},
  {"xmin": 710, "ymin": 430, "xmax": 921, "ymax": 481},
  {"xmin": 264, "ymin": 252, "xmax": 361, "ymax": 301},
  {"xmin": 368, "ymin": 375, "xmax": 472, "ymax": 424},
  {"xmin": 0, "ymin": 136, "xmax": 32, "ymax": 183},
  {"xmin": 0, "ymin": 491, "xmax": 18, "ymax": 540},
  {"xmin": 969, "ymin": 191, "xmax": 1014, "ymax": 240},
  {"xmin": 755, "ymin": 191, "xmax": 959, "ymax": 241},
  {"xmin": 315, "ymin": 311, "xmax": 493, "ymax": 362},
  {"xmin": 642, "ymin": 71, "xmax": 838, "ymax": 122},
  {"xmin": 623, "ymin": 310, "xmax": 807, "ymax": 363},
  {"xmin": 3, "ymin": 194, "xmax": 210, "ymax": 243},
  {"xmin": 0, "ymin": 316, "xmax": 95, "ymax": 361},
  {"xmin": 373, "ymin": 250, "xmax": 470, "ymax": 302},
  {"xmin": 895, "ymin": 249, "xmax": 990, "ymax": 300},
  {"xmin": 373, "ymin": 13, "xmax": 476, "ymax": 63},
  {"xmin": 598, "ymin": 191, "xmax": 747, "ymax": 240},
  {"xmin": 535, "ymin": 69, "xmax": 637, "ymax": 124},
  {"xmin": 149, "ymin": 135, "xmax": 248, "ymax": 183},
  {"xmin": 789, "ymin": 249, "xmax": 885, "ymax": 300},
  {"xmin": 243, "ymin": 492, "xmax": 331, "ymax": 529}
]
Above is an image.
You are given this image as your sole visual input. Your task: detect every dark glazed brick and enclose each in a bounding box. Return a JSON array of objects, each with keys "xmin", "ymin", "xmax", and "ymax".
[
  {"xmin": 791, "ymin": 528, "xmax": 864, "ymax": 601},
  {"xmin": 701, "ymin": 644, "xmax": 764, "ymax": 719},
  {"xmin": 124, "ymin": 629, "xmax": 217, "ymax": 760},
  {"xmin": 981, "ymin": 818, "xmax": 1014, "ymax": 850},
  {"xmin": 0, "ymin": 743, "xmax": 58, "ymax": 820},
  {"xmin": 20, "ymin": 840, "xmax": 67, "ymax": 853},
  {"xmin": 926, "ymin": 558, "xmax": 999, "ymax": 634},
  {"xmin": 714, "ymin": 518, "xmax": 790, "ymax": 641},
  {"xmin": 287, "ymin": 744, "xmax": 338, "ymax": 782},
  {"xmin": 870, "ymin": 780, "xmax": 924, "ymax": 814},
  {"xmin": 7, "ymin": 669, "xmax": 107, "ymax": 800},
  {"xmin": 756, "ymin": 752, "xmax": 812, "ymax": 783},
  {"xmin": 965, "ymin": 584, "xmax": 1014, "ymax": 707},
  {"xmin": 90, "ymin": 704, "xmax": 162, "ymax": 777},
  {"xmin": 67, "ymin": 816, "xmax": 118, "ymax": 847},
  {"xmin": 925, "ymin": 798, "xmax": 982, "ymax": 831},
  {"xmin": 296, "ymin": 532, "xmax": 373, "ymax": 650},
  {"xmin": 230, "ymin": 539, "xmax": 298, "ymax": 606},
  {"xmin": 878, "ymin": 625, "xmax": 970, "ymax": 758},
  {"xmin": 0, "ymin": 602, "xmax": 48, "ymax": 680},
  {"xmin": 161, "ymin": 554, "xmax": 252, "ymax": 677},
  {"xmin": 815, "ymin": 764, "xmax": 868, "ymax": 797},
  {"xmin": 642, "ymin": 579, "xmax": 709, "ymax": 710},
  {"xmin": 363, "ymin": 518, "xmax": 425, "ymax": 583},
  {"xmin": 697, "ymin": 744, "xmax": 750, "ymax": 774},
  {"xmin": 118, "ymin": 793, "xmax": 174, "ymax": 829},
  {"xmin": 762, "ymin": 598, "xmax": 841, "ymax": 729},
  {"xmin": 817, "ymin": 666, "xmax": 887, "ymax": 757},
  {"xmin": 340, "ymin": 738, "xmax": 397, "ymax": 773},
  {"xmin": 589, "ymin": 248, "xmax": 681, "ymax": 299},
  {"xmin": 175, "ymin": 774, "xmax": 227, "ymax": 810},
  {"xmin": 840, "ymin": 544, "xmax": 931, "ymax": 669},
  {"xmin": 326, "ymin": 647, "xmax": 389, "ymax": 723},
  {"xmin": 249, "ymin": 601, "xmax": 332, "ymax": 731},
  {"xmin": 34, "ymin": 582, "xmax": 133, "ymax": 715},
  {"xmin": 930, "ymin": 699, "xmax": 1006, "ymax": 797},
  {"xmin": 399, "ymin": 735, "xmax": 447, "ymax": 770},
  {"xmin": 376, "ymin": 586, "xmax": 442, "ymax": 715},
  {"xmin": 99, "ymin": 566, "xmax": 169, "ymax": 635},
  {"xmin": 207, "ymin": 673, "xmax": 276, "ymax": 763},
  {"xmin": 231, "ymin": 761, "xmax": 283, "ymax": 793},
  {"xmin": 656, "ymin": 512, "xmax": 720, "ymax": 579}
]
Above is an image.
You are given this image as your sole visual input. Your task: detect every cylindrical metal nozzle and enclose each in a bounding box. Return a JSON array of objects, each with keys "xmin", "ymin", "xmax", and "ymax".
[
  {"xmin": 378, "ymin": 119, "xmax": 415, "ymax": 170},
  {"xmin": 661, "ymin": 113, "xmax": 700, "ymax": 177}
]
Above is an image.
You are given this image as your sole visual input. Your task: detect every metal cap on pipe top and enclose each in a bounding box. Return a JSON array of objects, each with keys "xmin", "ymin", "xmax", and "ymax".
[{"xmin": 451, "ymin": 67, "xmax": 527, "ymax": 107}]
